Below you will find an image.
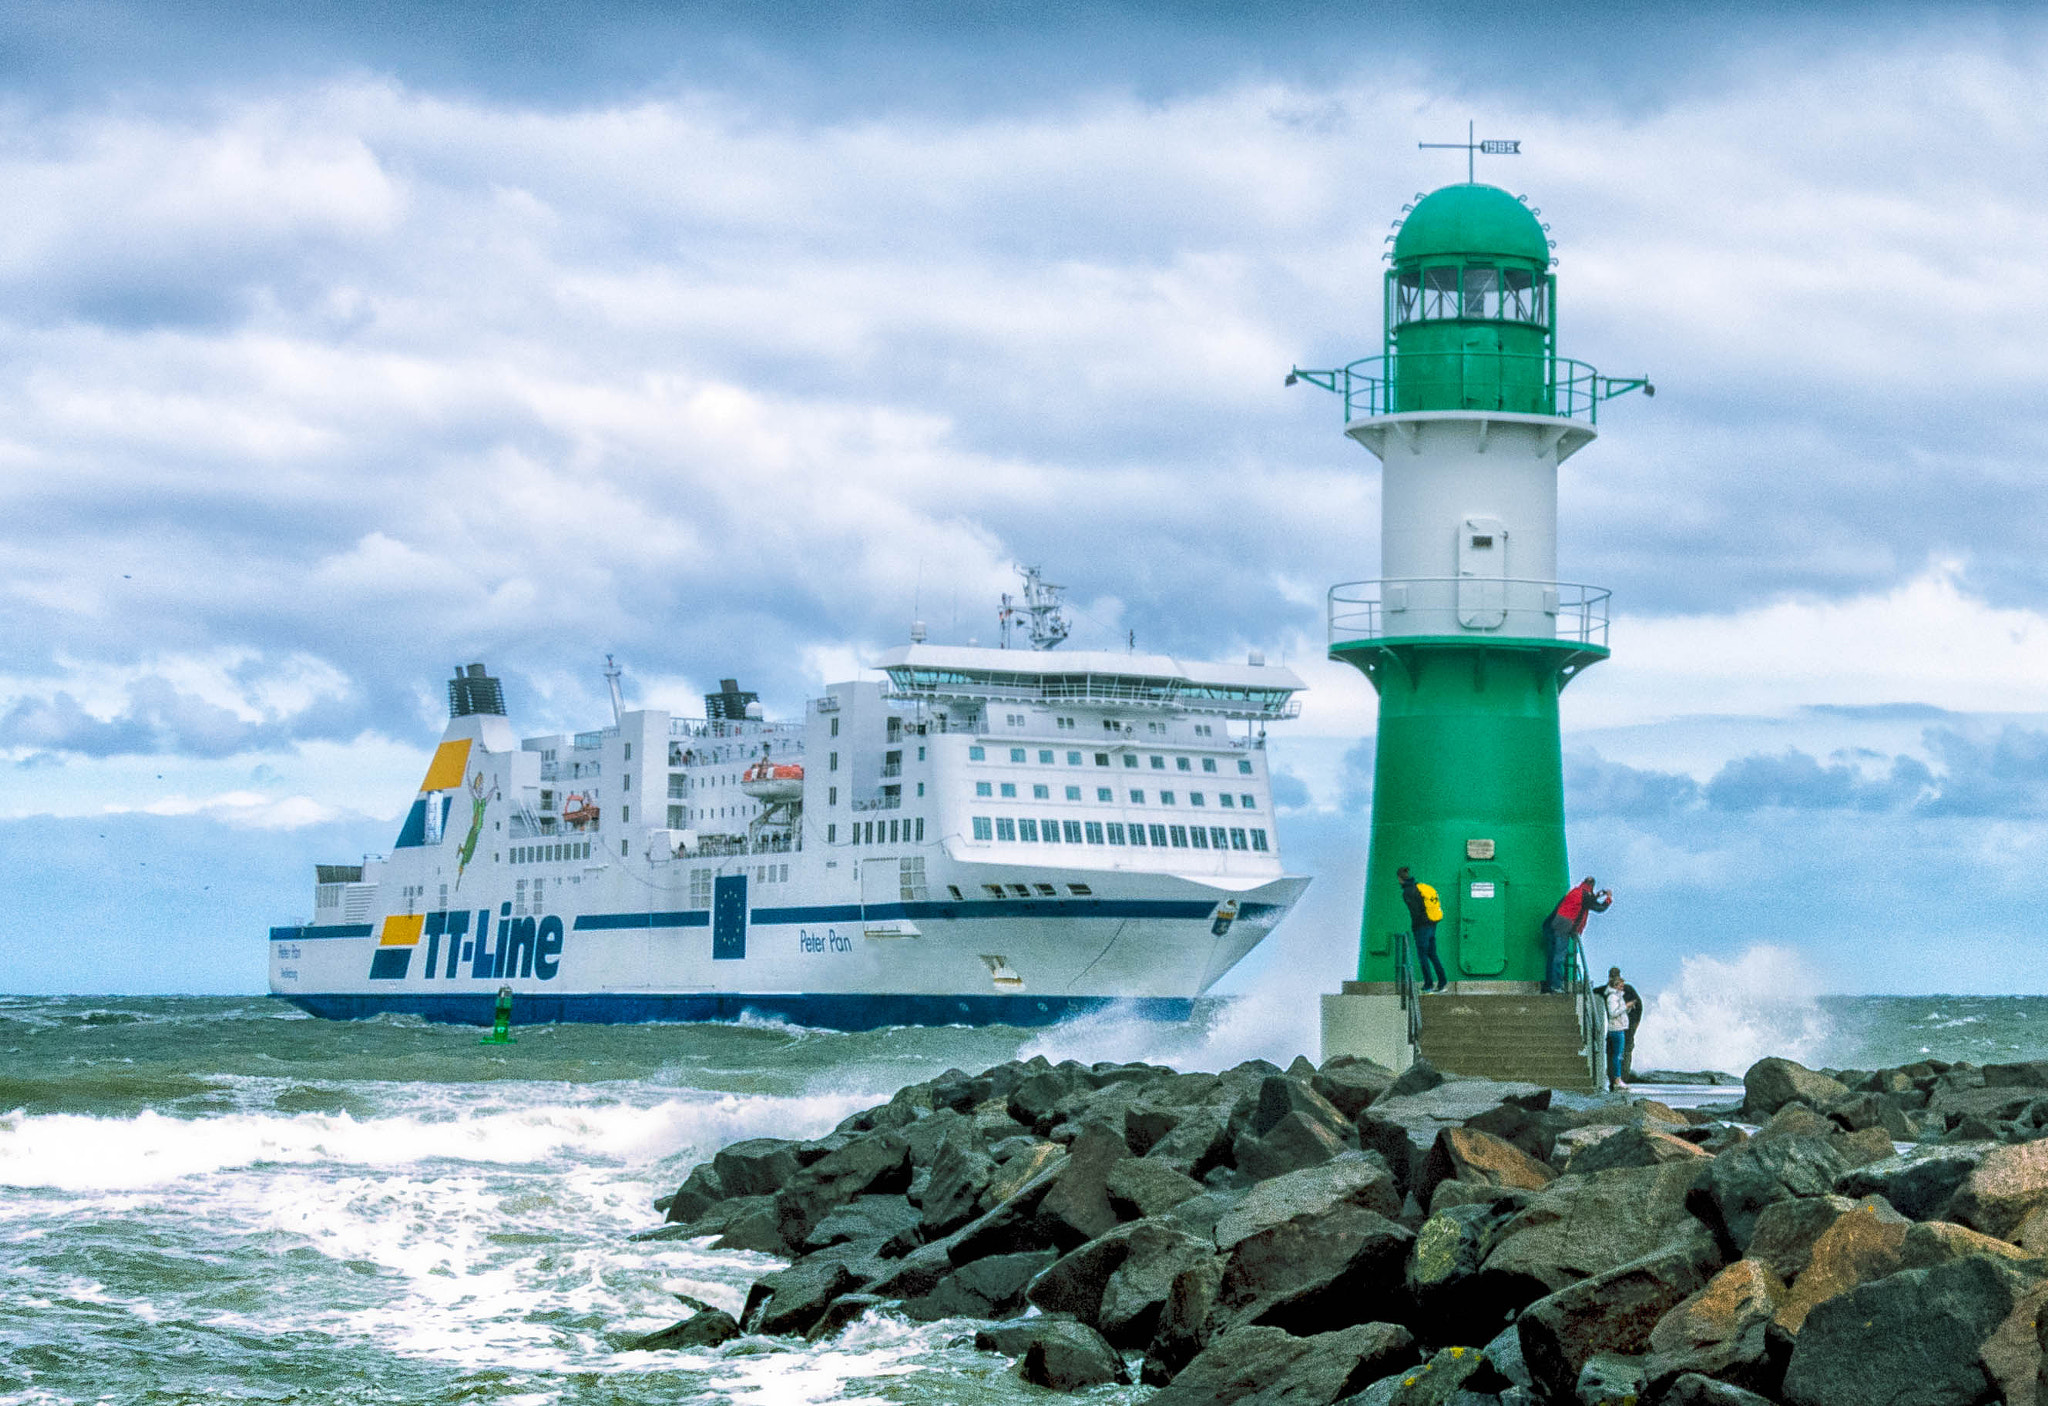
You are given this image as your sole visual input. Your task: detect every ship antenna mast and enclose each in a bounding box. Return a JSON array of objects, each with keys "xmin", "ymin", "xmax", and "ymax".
[
  {"xmin": 603, "ymin": 654, "xmax": 624, "ymax": 726},
  {"xmin": 998, "ymin": 565, "xmax": 1070, "ymax": 651}
]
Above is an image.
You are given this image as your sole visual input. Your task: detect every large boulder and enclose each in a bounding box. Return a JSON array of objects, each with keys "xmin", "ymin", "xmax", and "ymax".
[
  {"xmin": 917, "ymin": 1136, "xmax": 996, "ymax": 1239},
  {"xmin": 1744, "ymin": 1195, "xmax": 1859, "ymax": 1284},
  {"xmin": 1744, "ymin": 1059, "xmax": 1851, "ymax": 1120},
  {"xmin": 1239, "ymin": 1211, "xmax": 1414, "ymax": 1338},
  {"xmin": 1106, "ymin": 1157, "xmax": 1204, "ymax": 1220},
  {"xmin": 1018, "ymin": 1319, "xmax": 1131, "ymax": 1390},
  {"xmin": 1234, "ymin": 1111, "xmax": 1352, "ymax": 1182},
  {"xmin": 1144, "ymin": 1322, "xmax": 1417, "ymax": 1406},
  {"xmin": 1515, "ymin": 1233, "xmax": 1724, "ymax": 1400},
  {"xmin": 806, "ymin": 1293, "xmax": 887, "ymax": 1341},
  {"xmin": 1823, "ymin": 1091, "xmax": 1914, "ymax": 1142},
  {"xmin": 1415, "ymin": 1126, "xmax": 1557, "ymax": 1209},
  {"xmin": 1944, "ymin": 1140, "xmax": 2048, "ymax": 1240},
  {"xmin": 1660, "ymin": 1374, "xmax": 1783, "ymax": 1406},
  {"xmin": 1642, "ymin": 1259, "xmax": 1788, "ymax": 1399},
  {"xmin": 661, "ymin": 1162, "xmax": 728, "ymax": 1223},
  {"xmin": 622, "ymin": 1308, "xmax": 741, "ymax": 1351},
  {"xmin": 1143, "ymin": 1255, "xmax": 1226, "ymax": 1385},
  {"xmin": 947, "ymin": 1151, "xmax": 1069, "ymax": 1262},
  {"xmin": 1463, "ymin": 1099, "xmax": 1566, "ymax": 1167},
  {"xmin": 1035, "ymin": 1123, "xmax": 1131, "ymax": 1249},
  {"xmin": 1564, "ymin": 1125, "xmax": 1714, "ymax": 1177},
  {"xmin": 902, "ymin": 1248, "xmax": 1055, "ymax": 1322},
  {"xmin": 802, "ymin": 1194, "xmax": 920, "ymax": 1252},
  {"xmin": 1314, "ymin": 1056, "xmax": 1398, "ymax": 1121},
  {"xmin": 771, "ymin": 1131, "xmax": 912, "ymax": 1252},
  {"xmin": 1690, "ymin": 1134, "xmax": 1853, "ymax": 1255},
  {"xmin": 1213, "ymin": 1153, "xmax": 1402, "ymax": 1253},
  {"xmin": 714, "ymin": 1138, "xmax": 803, "ymax": 1198},
  {"xmin": 1146, "ymin": 1106, "xmax": 1235, "ymax": 1180},
  {"xmin": 1249, "ymin": 1074, "xmax": 1351, "ymax": 1139},
  {"xmin": 1772, "ymin": 1196, "xmax": 1910, "ymax": 1335},
  {"xmin": 1781, "ymin": 1256, "xmax": 2032, "ymax": 1406},
  {"xmin": 741, "ymin": 1258, "xmax": 863, "ymax": 1337},
  {"xmin": 1379, "ymin": 1344, "xmax": 1520, "ymax": 1406},
  {"xmin": 1406, "ymin": 1200, "xmax": 1529, "ymax": 1343},
  {"xmin": 1833, "ymin": 1143, "xmax": 1992, "ymax": 1223},
  {"xmin": 1479, "ymin": 1161, "xmax": 1709, "ymax": 1304},
  {"xmin": 1098, "ymin": 1224, "xmax": 1219, "ymax": 1346},
  {"xmin": 1026, "ymin": 1218, "xmax": 1210, "ymax": 1341}
]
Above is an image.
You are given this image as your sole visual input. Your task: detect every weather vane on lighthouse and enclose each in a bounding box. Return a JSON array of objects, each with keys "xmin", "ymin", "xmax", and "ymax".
[{"xmin": 1419, "ymin": 119, "xmax": 1521, "ymax": 183}]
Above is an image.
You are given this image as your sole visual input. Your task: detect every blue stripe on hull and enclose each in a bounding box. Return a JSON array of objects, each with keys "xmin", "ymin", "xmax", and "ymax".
[{"xmin": 274, "ymin": 991, "xmax": 1194, "ymax": 1030}]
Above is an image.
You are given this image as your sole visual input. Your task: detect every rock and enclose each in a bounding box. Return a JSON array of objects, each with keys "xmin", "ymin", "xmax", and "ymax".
[
  {"xmin": 1754, "ymin": 1101, "xmax": 1836, "ymax": 1141},
  {"xmin": 1143, "ymin": 1255, "xmax": 1225, "ymax": 1385},
  {"xmin": 1099, "ymin": 1224, "xmax": 1219, "ymax": 1345},
  {"xmin": 1483, "ymin": 1322, "xmax": 1536, "ymax": 1390},
  {"xmin": 866, "ymin": 1235, "xmax": 962, "ymax": 1300},
  {"xmin": 1356, "ymin": 1113, "xmax": 1426, "ymax": 1195},
  {"xmin": 662, "ymin": 1163, "xmax": 728, "ymax": 1223},
  {"xmin": 1743, "ymin": 1059, "xmax": 1851, "ymax": 1120},
  {"xmin": 1315, "ymin": 1056, "xmax": 1398, "ymax": 1120},
  {"xmin": 803, "ymin": 1195, "xmax": 920, "ymax": 1252},
  {"xmin": 623, "ymin": 1308, "xmax": 741, "ymax": 1350},
  {"xmin": 1773, "ymin": 1196, "xmax": 1910, "ymax": 1334},
  {"xmin": 1388, "ymin": 1059, "xmax": 1447, "ymax": 1100},
  {"xmin": 1658, "ymin": 1374, "xmax": 1781, "ymax": 1406},
  {"xmin": 1824, "ymin": 1091, "xmax": 1914, "ymax": 1141},
  {"xmin": 1417, "ymin": 1126, "xmax": 1558, "ymax": 1207},
  {"xmin": 1781, "ymin": 1255, "xmax": 2028, "ymax": 1406},
  {"xmin": 1550, "ymin": 1125, "xmax": 1626, "ymax": 1167},
  {"xmin": 1516, "ymin": 1233, "xmax": 1723, "ymax": 1400},
  {"xmin": 1010, "ymin": 1068, "xmax": 1086, "ymax": 1130},
  {"xmin": 1028, "ymin": 1218, "xmax": 1208, "ymax": 1337},
  {"xmin": 1380, "ymin": 1345, "xmax": 1518, "ymax": 1406},
  {"xmin": 1690, "ymin": 1134, "xmax": 1852, "ymax": 1255},
  {"xmin": 1575, "ymin": 1351, "xmax": 1645, "ymax": 1406},
  {"xmin": 1480, "ymin": 1161, "xmax": 1709, "ymax": 1303},
  {"xmin": 1463, "ymin": 1101, "xmax": 1565, "ymax": 1166},
  {"xmin": 1235, "ymin": 1110, "xmax": 1353, "ymax": 1182},
  {"xmin": 1945, "ymin": 1139, "xmax": 2048, "ymax": 1240},
  {"xmin": 1428, "ymin": 1182, "xmax": 1536, "ymax": 1217},
  {"xmin": 806, "ymin": 1293, "xmax": 885, "ymax": 1341},
  {"xmin": 947, "ymin": 1152, "xmax": 1068, "ymax": 1262},
  {"xmin": 714, "ymin": 1138, "xmax": 803, "ymax": 1198},
  {"xmin": 1146, "ymin": 1322, "xmax": 1418, "ymax": 1406},
  {"xmin": 1563, "ymin": 1126, "xmax": 1713, "ymax": 1177},
  {"xmin": 984, "ymin": 1138, "xmax": 1064, "ymax": 1200},
  {"xmin": 1251, "ymin": 1074, "xmax": 1351, "ymax": 1136},
  {"xmin": 837, "ymin": 1098, "xmax": 919, "ymax": 1134},
  {"xmin": 1147, "ymin": 1106, "xmax": 1235, "ymax": 1179},
  {"xmin": 1106, "ymin": 1156, "xmax": 1204, "ymax": 1220},
  {"xmin": 1408, "ymin": 1201, "xmax": 1528, "ymax": 1342},
  {"xmin": 1239, "ymin": 1210, "xmax": 1415, "ymax": 1338},
  {"xmin": 917, "ymin": 1137, "xmax": 997, "ymax": 1239},
  {"xmin": 1018, "ymin": 1319, "xmax": 1131, "ymax": 1390},
  {"xmin": 1642, "ymin": 1259, "xmax": 1787, "ymax": 1398},
  {"xmin": 772, "ymin": 1131, "xmax": 912, "ymax": 1252},
  {"xmin": 1897, "ymin": 1218, "xmax": 2037, "ymax": 1268},
  {"xmin": 1370, "ymin": 1079, "xmax": 1552, "ymax": 1153},
  {"xmin": 1984, "ymin": 1060, "xmax": 2048, "ymax": 1089},
  {"xmin": 1831, "ymin": 1125, "xmax": 1895, "ymax": 1168},
  {"xmin": 1929, "ymin": 1085, "xmax": 2040, "ymax": 1125},
  {"xmin": 712, "ymin": 1200, "xmax": 791, "ymax": 1254},
  {"xmin": 743, "ymin": 1258, "xmax": 861, "ymax": 1337},
  {"xmin": 1745, "ymin": 1195, "xmax": 1858, "ymax": 1284},
  {"xmin": 1036, "ymin": 1123, "xmax": 1131, "ymax": 1249},
  {"xmin": 1214, "ymin": 1153, "xmax": 1403, "ymax": 1252},
  {"xmin": 1833, "ymin": 1142, "xmax": 1991, "ymax": 1222},
  {"xmin": 1160, "ymin": 1188, "xmax": 1239, "ymax": 1241},
  {"xmin": 903, "ymin": 1248, "xmax": 1056, "ymax": 1321}
]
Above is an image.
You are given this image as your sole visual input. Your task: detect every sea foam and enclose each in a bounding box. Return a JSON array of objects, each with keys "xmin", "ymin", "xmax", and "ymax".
[{"xmin": 1632, "ymin": 943, "xmax": 1834, "ymax": 1075}]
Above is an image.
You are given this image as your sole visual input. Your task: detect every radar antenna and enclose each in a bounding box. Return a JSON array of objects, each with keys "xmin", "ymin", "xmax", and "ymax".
[{"xmin": 998, "ymin": 566, "xmax": 1070, "ymax": 651}]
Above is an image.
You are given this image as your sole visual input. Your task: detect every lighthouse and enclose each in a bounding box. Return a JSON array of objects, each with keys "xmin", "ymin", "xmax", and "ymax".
[{"xmin": 1293, "ymin": 175, "xmax": 1649, "ymax": 1085}]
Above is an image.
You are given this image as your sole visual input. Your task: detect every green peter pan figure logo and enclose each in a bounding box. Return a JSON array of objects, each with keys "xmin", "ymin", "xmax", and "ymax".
[{"xmin": 454, "ymin": 771, "xmax": 489, "ymax": 888}]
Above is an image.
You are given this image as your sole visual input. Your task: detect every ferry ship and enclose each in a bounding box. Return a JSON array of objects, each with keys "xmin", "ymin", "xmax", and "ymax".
[{"xmin": 268, "ymin": 575, "xmax": 1308, "ymax": 1028}]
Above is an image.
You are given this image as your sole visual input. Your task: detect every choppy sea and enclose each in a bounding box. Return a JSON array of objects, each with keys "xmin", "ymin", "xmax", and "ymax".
[{"xmin": 5, "ymin": 967, "xmax": 2046, "ymax": 1405}]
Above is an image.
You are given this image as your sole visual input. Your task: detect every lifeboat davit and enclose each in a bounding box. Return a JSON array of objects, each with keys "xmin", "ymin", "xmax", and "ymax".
[
  {"xmin": 740, "ymin": 759, "xmax": 804, "ymax": 802},
  {"xmin": 561, "ymin": 793, "xmax": 600, "ymax": 829}
]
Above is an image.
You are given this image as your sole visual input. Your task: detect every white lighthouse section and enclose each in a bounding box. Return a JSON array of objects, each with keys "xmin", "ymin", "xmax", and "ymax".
[{"xmin": 1342, "ymin": 411, "xmax": 1596, "ymax": 642}]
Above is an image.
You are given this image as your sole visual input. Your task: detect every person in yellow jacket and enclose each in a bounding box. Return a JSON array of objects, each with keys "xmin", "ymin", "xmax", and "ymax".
[{"xmin": 1397, "ymin": 866, "xmax": 1449, "ymax": 992}]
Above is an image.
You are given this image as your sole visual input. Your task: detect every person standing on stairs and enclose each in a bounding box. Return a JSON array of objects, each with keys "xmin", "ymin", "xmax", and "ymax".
[
  {"xmin": 1610, "ymin": 967, "xmax": 1644, "ymax": 1082},
  {"xmin": 1601, "ymin": 968, "xmax": 1633, "ymax": 1090},
  {"xmin": 1397, "ymin": 866, "xmax": 1448, "ymax": 993},
  {"xmin": 1541, "ymin": 877, "xmax": 1612, "ymax": 993}
]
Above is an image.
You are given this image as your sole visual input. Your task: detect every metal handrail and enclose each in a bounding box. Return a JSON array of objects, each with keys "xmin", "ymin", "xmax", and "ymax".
[
  {"xmin": 1328, "ymin": 578, "xmax": 1611, "ymax": 648},
  {"xmin": 1566, "ymin": 930, "xmax": 1604, "ymax": 1093},
  {"xmin": 1393, "ymin": 931, "xmax": 1423, "ymax": 1046},
  {"xmin": 1287, "ymin": 352, "xmax": 1651, "ymax": 425}
]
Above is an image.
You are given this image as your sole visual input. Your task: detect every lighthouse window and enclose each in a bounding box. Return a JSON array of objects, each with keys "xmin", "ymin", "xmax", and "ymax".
[
  {"xmin": 1462, "ymin": 264, "xmax": 1499, "ymax": 318},
  {"xmin": 1019, "ymin": 818, "xmax": 1039, "ymax": 841},
  {"xmin": 1251, "ymin": 829, "xmax": 1270, "ymax": 851},
  {"xmin": 1502, "ymin": 267, "xmax": 1543, "ymax": 323},
  {"xmin": 1394, "ymin": 267, "xmax": 1421, "ymax": 323},
  {"xmin": 1421, "ymin": 264, "xmax": 1459, "ymax": 319}
]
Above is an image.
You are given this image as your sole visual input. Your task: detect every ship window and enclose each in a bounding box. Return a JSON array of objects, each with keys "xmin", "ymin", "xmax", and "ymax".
[
  {"xmin": 1064, "ymin": 820, "xmax": 1084, "ymax": 843},
  {"xmin": 1096, "ymin": 787, "xmax": 1112, "ymax": 802},
  {"xmin": 831, "ymin": 751, "xmax": 841, "ymax": 770},
  {"xmin": 1123, "ymin": 754, "xmax": 1138, "ymax": 768},
  {"xmin": 1068, "ymin": 883, "xmax": 1092, "ymax": 896},
  {"xmin": 1189, "ymin": 827, "xmax": 1208, "ymax": 849},
  {"xmin": 1219, "ymin": 794, "xmax": 1234, "ymax": 808},
  {"xmin": 1067, "ymin": 751, "xmax": 1082, "ymax": 765},
  {"xmin": 624, "ymin": 743, "xmax": 632, "ymax": 761},
  {"xmin": 995, "ymin": 818, "xmax": 1017, "ymax": 841},
  {"xmin": 1094, "ymin": 753, "xmax": 1110, "ymax": 767},
  {"xmin": 1009, "ymin": 884, "xmax": 1030, "ymax": 897},
  {"xmin": 948, "ymin": 884, "xmax": 963, "ymax": 899},
  {"xmin": 1211, "ymin": 827, "xmax": 1229, "ymax": 848},
  {"xmin": 968, "ymin": 746, "xmax": 984, "ymax": 761},
  {"xmin": 1128, "ymin": 824, "xmax": 1146, "ymax": 846},
  {"xmin": 984, "ymin": 884, "xmax": 1006, "ymax": 898},
  {"xmin": 889, "ymin": 819, "xmax": 900, "ymax": 843},
  {"xmin": 1151, "ymin": 755, "xmax": 1165, "ymax": 769},
  {"xmin": 1010, "ymin": 747, "xmax": 1026, "ymax": 763},
  {"xmin": 1035, "ymin": 883, "xmax": 1057, "ymax": 896},
  {"xmin": 1160, "ymin": 791, "xmax": 1175, "ymax": 805},
  {"xmin": 1106, "ymin": 823, "xmax": 1125, "ymax": 845},
  {"xmin": 976, "ymin": 782, "xmax": 992, "ymax": 797},
  {"xmin": 916, "ymin": 819, "xmax": 924, "ymax": 840},
  {"xmin": 972, "ymin": 817, "xmax": 993, "ymax": 841},
  {"xmin": 1038, "ymin": 749, "xmax": 1054, "ymax": 764},
  {"xmin": 829, "ymin": 786, "xmax": 837, "ymax": 805},
  {"xmin": 1065, "ymin": 785, "xmax": 1081, "ymax": 801},
  {"xmin": 1230, "ymin": 828, "xmax": 1249, "ymax": 851},
  {"xmin": 827, "ymin": 824, "xmax": 837, "ymax": 843},
  {"xmin": 1000, "ymin": 783, "xmax": 1017, "ymax": 798},
  {"xmin": 1149, "ymin": 824, "xmax": 1169, "ymax": 846},
  {"xmin": 1042, "ymin": 817, "xmax": 1062, "ymax": 842},
  {"xmin": 1202, "ymin": 758, "xmax": 1217, "ymax": 773},
  {"xmin": 1019, "ymin": 818, "xmax": 1039, "ymax": 841},
  {"xmin": 1033, "ymin": 784, "xmax": 1050, "ymax": 800},
  {"xmin": 830, "ymin": 717, "xmax": 839, "ymax": 736},
  {"xmin": 1190, "ymin": 792, "xmax": 1205, "ymax": 806},
  {"xmin": 1238, "ymin": 759, "xmax": 1253, "ymax": 775},
  {"xmin": 1129, "ymin": 790, "xmax": 1145, "ymax": 804},
  {"xmin": 1176, "ymin": 757, "xmax": 1191, "ymax": 771},
  {"xmin": 1084, "ymin": 822, "xmax": 1104, "ymax": 844}
]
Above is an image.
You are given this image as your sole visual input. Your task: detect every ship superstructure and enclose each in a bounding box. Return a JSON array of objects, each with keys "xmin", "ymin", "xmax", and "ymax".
[{"xmin": 270, "ymin": 592, "xmax": 1307, "ymax": 1028}]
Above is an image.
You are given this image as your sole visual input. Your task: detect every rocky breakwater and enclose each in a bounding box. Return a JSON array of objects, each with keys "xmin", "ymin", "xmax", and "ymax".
[{"xmin": 630, "ymin": 1050, "xmax": 2048, "ymax": 1405}]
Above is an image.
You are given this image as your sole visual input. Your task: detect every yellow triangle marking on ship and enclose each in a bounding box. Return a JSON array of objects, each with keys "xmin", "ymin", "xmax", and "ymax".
[
  {"xmin": 419, "ymin": 739, "xmax": 472, "ymax": 794},
  {"xmin": 380, "ymin": 914, "xmax": 425, "ymax": 947}
]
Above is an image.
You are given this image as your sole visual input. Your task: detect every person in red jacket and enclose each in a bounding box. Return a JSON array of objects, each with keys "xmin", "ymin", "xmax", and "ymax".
[{"xmin": 1541, "ymin": 877, "xmax": 1612, "ymax": 993}]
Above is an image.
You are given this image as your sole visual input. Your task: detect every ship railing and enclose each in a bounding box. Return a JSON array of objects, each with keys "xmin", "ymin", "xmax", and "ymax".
[
  {"xmin": 852, "ymin": 796, "xmax": 903, "ymax": 812},
  {"xmin": 574, "ymin": 728, "xmax": 616, "ymax": 748},
  {"xmin": 1286, "ymin": 352, "xmax": 1651, "ymax": 425},
  {"xmin": 668, "ymin": 718, "xmax": 806, "ymax": 741},
  {"xmin": 879, "ymin": 763, "xmax": 902, "ymax": 777},
  {"xmin": 1328, "ymin": 578, "xmax": 1610, "ymax": 649},
  {"xmin": 886, "ymin": 674, "xmax": 1300, "ymax": 719}
]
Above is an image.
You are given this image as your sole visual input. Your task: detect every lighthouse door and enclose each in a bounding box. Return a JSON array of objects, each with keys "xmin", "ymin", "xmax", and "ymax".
[
  {"xmin": 1457, "ymin": 518, "xmax": 1509, "ymax": 629},
  {"xmin": 1457, "ymin": 863, "xmax": 1508, "ymax": 975}
]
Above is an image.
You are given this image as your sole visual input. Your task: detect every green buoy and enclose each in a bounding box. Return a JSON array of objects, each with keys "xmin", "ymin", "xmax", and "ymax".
[{"xmin": 481, "ymin": 984, "xmax": 516, "ymax": 1044}]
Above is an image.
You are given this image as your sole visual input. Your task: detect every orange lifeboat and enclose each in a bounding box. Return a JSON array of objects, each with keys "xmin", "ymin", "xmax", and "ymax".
[
  {"xmin": 740, "ymin": 759, "xmax": 804, "ymax": 803},
  {"xmin": 561, "ymin": 793, "xmax": 600, "ymax": 829}
]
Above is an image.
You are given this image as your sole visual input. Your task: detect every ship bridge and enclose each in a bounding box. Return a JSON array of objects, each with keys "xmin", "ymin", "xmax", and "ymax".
[{"xmin": 872, "ymin": 645, "xmax": 1303, "ymax": 720}]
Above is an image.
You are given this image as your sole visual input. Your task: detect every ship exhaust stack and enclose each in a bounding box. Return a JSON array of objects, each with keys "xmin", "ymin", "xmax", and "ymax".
[
  {"xmin": 1291, "ymin": 177, "xmax": 1650, "ymax": 1084},
  {"xmin": 448, "ymin": 663, "xmax": 506, "ymax": 719}
]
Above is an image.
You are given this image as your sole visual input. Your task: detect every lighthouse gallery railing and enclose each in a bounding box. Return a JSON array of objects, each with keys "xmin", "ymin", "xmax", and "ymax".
[{"xmin": 1328, "ymin": 578, "xmax": 1610, "ymax": 649}]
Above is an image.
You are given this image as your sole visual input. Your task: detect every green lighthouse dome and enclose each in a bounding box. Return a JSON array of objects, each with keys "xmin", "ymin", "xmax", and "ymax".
[{"xmin": 1392, "ymin": 183, "xmax": 1548, "ymax": 265}]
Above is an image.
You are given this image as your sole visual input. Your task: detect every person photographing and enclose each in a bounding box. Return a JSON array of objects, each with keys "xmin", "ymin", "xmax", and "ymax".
[
  {"xmin": 1396, "ymin": 866, "xmax": 1448, "ymax": 993},
  {"xmin": 1541, "ymin": 877, "xmax": 1611, "ymax": 994}
]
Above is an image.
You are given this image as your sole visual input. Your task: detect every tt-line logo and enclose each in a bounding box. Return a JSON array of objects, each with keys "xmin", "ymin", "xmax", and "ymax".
[{"xmin": 369, "ymin": 910, "xmax": 566, "ymax": 982}]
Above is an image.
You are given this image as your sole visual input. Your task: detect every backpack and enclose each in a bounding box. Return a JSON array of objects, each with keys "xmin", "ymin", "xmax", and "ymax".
[{"xmin": 1417, "ymin": 883, "xmax": 1443, "ymax": 923}]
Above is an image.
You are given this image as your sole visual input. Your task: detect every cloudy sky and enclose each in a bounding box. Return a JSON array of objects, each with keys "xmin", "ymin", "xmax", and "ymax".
[{"xmin": 6, "ymin": 2, "xmax": 2048, "ymax": 999}]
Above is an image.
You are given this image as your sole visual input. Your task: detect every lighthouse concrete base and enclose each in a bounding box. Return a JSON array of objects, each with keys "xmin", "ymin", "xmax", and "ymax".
[{"xmin": 1320, "ymin": 987, "xmax": 1413, "ymax": 1071}]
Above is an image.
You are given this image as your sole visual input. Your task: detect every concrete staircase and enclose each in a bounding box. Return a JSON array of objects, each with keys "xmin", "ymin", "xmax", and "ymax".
[{"xmin": 1415, "ymin": 990, "xmax": 1599, "ymax": 1093}]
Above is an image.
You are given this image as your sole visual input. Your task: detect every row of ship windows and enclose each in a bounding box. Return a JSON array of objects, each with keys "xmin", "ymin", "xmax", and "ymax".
[
  {"xmin": 970, "ymin": 745, "xmax": 1252, "ymax": 777},
  {"xmin": 970, "ymin": 816, "xmax": 1269, "ymax": 852},
  {"xmin": 948, "ymin": 881, "xmax": 1095, "ymax": 899},
  {"xmin": 1006, "ymin": 713, "xmax": 1215, "ymax": 740},
  {"xmin": 976, "ymin": 781, "xmax": 1257, "ymax": 809},
  {"xmin": 827, "ymin": 818, "xmax": 927, "ymax": 845},
  {"xmin": 510, "ymin": 842, "xmax": 595, "ymax": 864}
]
